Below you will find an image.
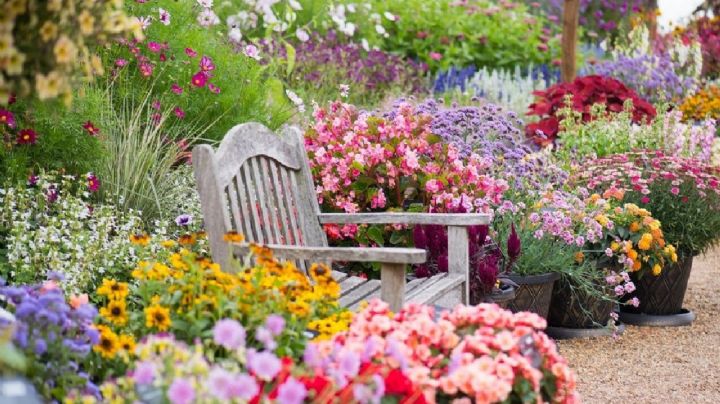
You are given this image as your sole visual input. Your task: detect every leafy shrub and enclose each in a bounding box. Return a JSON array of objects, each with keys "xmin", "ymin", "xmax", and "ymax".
[
  {"xmin": 110, "ymin": 1, "xmax": 294, "ymax": 141},
  {"xmin": 525, "ymin": 75, "xmax": 656, "ymax": 146},
  {"xmin": 329, "ymin": 0, "xmax": 560, "ymax": 72},
  {"xmin": 0, "ymin": 97, "xmax": 104, "ymax": 183}
]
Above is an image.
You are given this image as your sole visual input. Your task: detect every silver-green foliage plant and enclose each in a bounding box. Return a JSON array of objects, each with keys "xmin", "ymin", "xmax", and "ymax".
[
  {"xmin": 466, "ymin": 65, "xmax": 550, "ymax": 118},
  {"xmin": 0, "ymin": 173, "xmax": 146, "ymax": 293}
]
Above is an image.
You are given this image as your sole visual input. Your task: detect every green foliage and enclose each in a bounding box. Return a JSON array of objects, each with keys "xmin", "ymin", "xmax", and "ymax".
[
  {"xmin": 333, "ymin": 0, "xmax": 560, "ymax": 72},
  {"xmin": 0, "ymin": 99, "xmax": 104, "ymax": 184}
]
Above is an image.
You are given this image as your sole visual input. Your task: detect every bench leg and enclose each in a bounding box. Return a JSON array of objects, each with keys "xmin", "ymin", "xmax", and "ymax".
[
  {"xmin": 381, "ymin": 263, "xmax": 406, "ymax": 312},
  {"xmin": 448, "ymin": 226, "xmax": 470, "ymax": 305}
]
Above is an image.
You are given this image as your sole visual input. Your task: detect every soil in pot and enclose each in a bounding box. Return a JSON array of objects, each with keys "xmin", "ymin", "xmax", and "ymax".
[
  {"xmin": 506, "ymin": 272, "xmax": 560, "ymax": 318},
  {"xmin": 620, "ymin": 256, "xmax": 693, "ymax": 316},
  {"xmin": 547, "ymin": 277, "xmax": 614, "ymax": 329}
]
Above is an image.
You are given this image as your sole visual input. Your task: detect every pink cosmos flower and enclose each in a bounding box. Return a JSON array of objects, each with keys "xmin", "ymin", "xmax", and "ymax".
[
  {"xmin": 197, "ymin": 8, "xmax": 220, "ymax": 27},
  {"xmin": 147, "ymin": 41, "xmax": 162, "ymax": 52},
  {"xmin": 139, "ymin": 16, "xmax": 152, "ymax": 29},
  {"xmin": 17, "ymin": 128, "xmax": 37, "ymax": 145},
  {"xmin": 199, "ymin": 55, "xmax": 215, "ymax": 73},
  {"xmin": 191, "ymin": 71, "xmax": 207, "ymax": 87},
  {"xmin": 171, "ymin": 83, "xmax": 183, "ymax": 95},
  {"xmin": 152, "ymin": 99, "xmax": 161, "ymax": 110},
  {"xmin": 174, "ymin": 106, "xmax": 185, "ymax": 119},
  {"xmin": 139, "ymin": 62, "xmax": 153, "ymax": 77},
  {"xmin": 208, "ymin": 83, "xmax": 221, "ymax": 94},
  {"xmin": 185, "ymin": 47, "xmax": 197, "ymax": 58}
]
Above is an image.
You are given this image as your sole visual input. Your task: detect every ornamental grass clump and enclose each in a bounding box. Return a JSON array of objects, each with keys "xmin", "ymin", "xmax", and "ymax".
[
  {"xmin": 0, "ymin": 277, "xmax": 100, "ymax": 401},
  {"xmin": 311, "ymin": 299, "xmax": 579, "ymax": 403},
  {"xmin": 525, "ymin": 75, "xmax": 656, "ymax": 146},
  {"xmin": 573, "ymin": 151, "xmax": 720, "ymax": 258}
]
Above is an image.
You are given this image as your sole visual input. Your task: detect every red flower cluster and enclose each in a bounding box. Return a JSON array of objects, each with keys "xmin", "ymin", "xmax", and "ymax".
[{"xmin": 525, "ymin": 75, "xmax": 656, "ymax": 146}]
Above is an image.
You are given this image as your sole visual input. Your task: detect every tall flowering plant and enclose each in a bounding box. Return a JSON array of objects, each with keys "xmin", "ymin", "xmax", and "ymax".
[
  {"xmin": 573, "ymin": 151, "xmax": 720, "ymax": 258},
  {"xmin": 306, "ymin": 100, "xmax": 508, "ymax": 246},
  {"xmin": 309, "ymin": 299, "xmax": 579, "ymax": 403},
  {"xmin": 525, "ymin": 75, "xmax": 656, "ymax": 146},
  {"xmin": 0, "ymin": 276, "xmax": 100, "ymax": 401}
]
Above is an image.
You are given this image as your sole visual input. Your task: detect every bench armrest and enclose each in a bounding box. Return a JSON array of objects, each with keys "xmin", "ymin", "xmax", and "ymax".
[{"xmin": 231, "ymin": 243, "xmax": 426, "ymax": 264}]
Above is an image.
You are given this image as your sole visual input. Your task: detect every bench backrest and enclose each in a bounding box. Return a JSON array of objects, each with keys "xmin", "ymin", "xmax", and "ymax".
[{"xmin": 192, "ymin": 123, "xmax": 328, "ymax": 270}]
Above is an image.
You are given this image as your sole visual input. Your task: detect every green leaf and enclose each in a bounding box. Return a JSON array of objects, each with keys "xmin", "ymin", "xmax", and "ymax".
[
  {"xmin": 284, "ymin": 41, "xmax": 296, "ymax": 77},
  {"xmin": 367, "ymin": 225, "xmax": 385, "ymax": 246}
]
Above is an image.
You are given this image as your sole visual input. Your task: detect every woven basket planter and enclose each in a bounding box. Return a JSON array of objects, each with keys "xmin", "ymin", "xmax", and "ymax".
[
  {"xmin": 506, "ymin": 272, "xmax": 560, "ymax": 318},
  {"xmin": 547, "ymin": 277, "xmax": 613, "ymax": 329},
  {"xmin": 620, "ymin": 256, "xmax": 693, "ymax": 316}
]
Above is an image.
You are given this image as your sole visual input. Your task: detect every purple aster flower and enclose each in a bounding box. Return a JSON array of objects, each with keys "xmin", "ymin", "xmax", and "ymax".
[
  {"xmin": 34, "ymin": 338, "xmax": 47, "ymax": 355},
  {"xmin": 246, "ymin": 350, "xmax": 281, "ymax": 381},
  {"xmin": 212, "ymin": 318, "xmax": 246, "ymax": 350},
  {"xmin": 168, "ymin": 377, "xmax": 195, "ymax": 404},
  {"xmin": 276, "ymin": 377, "xmax": 307, "ymax": 404}
]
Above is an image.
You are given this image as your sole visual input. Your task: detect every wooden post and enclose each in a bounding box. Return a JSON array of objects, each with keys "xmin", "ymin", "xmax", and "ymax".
[{"xmin": 561, "ymin": 0, "xmax": 580, "ymax": 83}]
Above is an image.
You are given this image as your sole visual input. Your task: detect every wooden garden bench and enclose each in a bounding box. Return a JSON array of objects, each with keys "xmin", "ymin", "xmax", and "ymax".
[{"xmin": 192, "ymin": 123, "xmax": 490, "ymax": 311}]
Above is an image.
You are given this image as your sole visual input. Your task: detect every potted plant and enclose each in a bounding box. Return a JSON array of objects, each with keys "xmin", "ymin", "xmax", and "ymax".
[{"xmin": 574, "ymin": 151, "xmax": 718, "ymax": 325}]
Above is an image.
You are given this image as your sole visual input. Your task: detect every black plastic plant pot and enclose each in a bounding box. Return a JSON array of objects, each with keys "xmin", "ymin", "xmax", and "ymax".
[
  {"xmin": 487, "ymin": 283, "xmax": 516, "ymax": 309},
  {"xmin": 505, "ymin": 272, "xmax": 560, "ymax": 318},
  {"xmin": 547, "ymin": 277, "xmax": 614, "ymax": 329},
  {"xmin": 620, "ymin": 256, "xmax": 693, "ymax": 316}
]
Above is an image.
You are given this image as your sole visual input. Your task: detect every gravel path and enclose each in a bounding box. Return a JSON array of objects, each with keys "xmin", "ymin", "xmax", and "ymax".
[{"xmin": 557, "ymin": 250, "xmax": 720, "ymax": 403}]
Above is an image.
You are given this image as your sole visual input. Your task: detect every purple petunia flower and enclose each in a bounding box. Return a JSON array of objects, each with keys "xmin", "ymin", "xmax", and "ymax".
[{"xmin": 175, "ymin": 214, "xmax": 193, "ymax": 227}]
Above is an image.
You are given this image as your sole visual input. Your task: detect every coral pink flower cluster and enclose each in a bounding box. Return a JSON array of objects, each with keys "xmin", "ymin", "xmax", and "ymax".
[
  {"xmin": 309, "ymin": 300, "xmax": 579, "ymax": 404},
  {"xmin": 305, "ymin": 101, "xmax": 508, "ymax": 238}
]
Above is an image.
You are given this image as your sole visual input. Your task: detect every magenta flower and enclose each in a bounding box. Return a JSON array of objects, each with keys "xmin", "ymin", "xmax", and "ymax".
[
  {"xmin": 212, "ymin": 319, "xmax": 246, "ymax": 350},
  {"xmin": 670, "ymin": 187, "xmax": 680, "ymax": 195},
  {"xmin": 429, "ymin": 52, "xmax": 442, "ymax": 61},
  {"xmin": 171, "ymin": 83, "xmax": 183, "ymax": 95},
  {"xmin": 87, "ymin": 173, "xmax": 100, "ymax": 192},
  {"xmin": 506, "ymin": 223, "xmax": 521, "ymax": 262},
  {"xmin": 208, "ymin": 83, "xmax": 221, "ymax": 94},
  {"xmin": 276, "ymin": 377, "xmax": 307, "ymax": 404},
  {"xmin": 167, "ymin": 378, "xmax": 195, "ymax": 404},
  {"xmin": 139, "ymin": 62, "xmax": 153, "ymax": 77},
  {"xmin": 185, "ymin": 47, "xmax": 197, "ymax": 58},
  {"xmin": 151, "ymin": 100, "xmax": 161, "ymax": 110},
  {"xmin": 199, "ymin": 55, "xmax": 215, "ymax": 73},
  {"xmin": 191, "ymin": 71, "xmax": 207, "ymax": 87},
  {"xmin": 174, "ymin": 106, "xmax": 185, "ymax": 119},
  {"xmin": 147, "ymin": 41, "xmax": 162, "ymax": 53},
  {"xmin": 229, "ymin": 373, "xmax": 260, "ymax": 400},
  {"xmin": 17, "ymin": 128, "xmax": 37, "ymax": 145},
  {"xmin": 132, "ymin": 361, "xmax": 156, "ymax": 385},
  {"xmin": 246, "ymin": 350, "xmax": 281, "ymax": 381},
  {"xmin": 0, "ymin": 108, "xmax": 16, "ymax": 128}
]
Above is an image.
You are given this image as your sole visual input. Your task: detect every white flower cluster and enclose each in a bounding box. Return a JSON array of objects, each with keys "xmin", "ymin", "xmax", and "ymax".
[
  {"xmin": 0, "ymin": 173, "xmax": 147, "ymax": 294},
  {"xmin": 225, "ymin": 0, "xmax": 305, "ymax": 44}
]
